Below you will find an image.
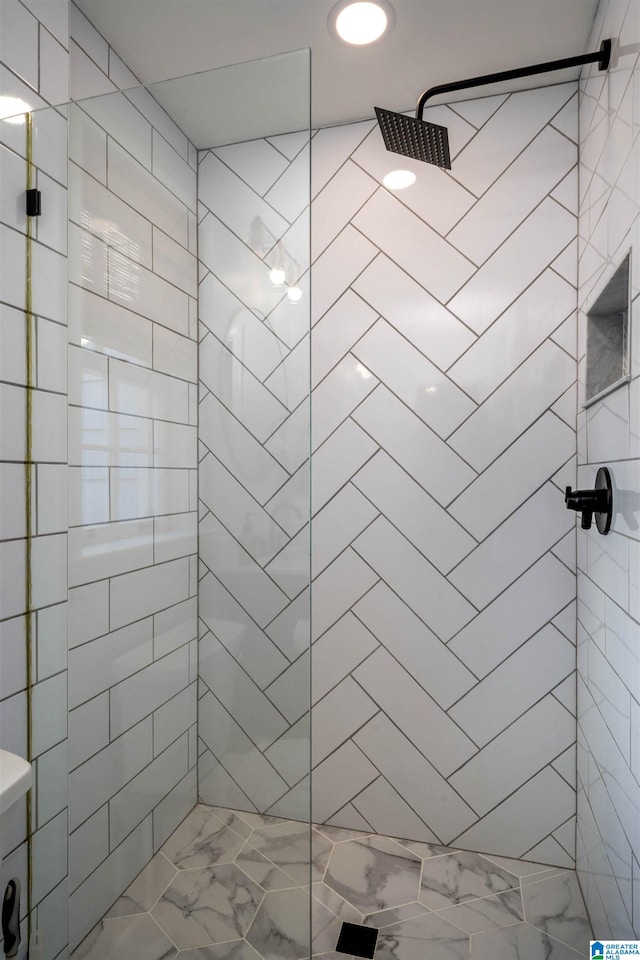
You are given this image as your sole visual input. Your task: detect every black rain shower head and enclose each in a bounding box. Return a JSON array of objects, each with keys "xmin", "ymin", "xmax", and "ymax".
[
  {"xmin": 375, "ymin": 39, "xmax": 612, "ymax": 170},
  {"xmin": 375, "ymin": 106, "xmax": 451, "ymax": 169}
]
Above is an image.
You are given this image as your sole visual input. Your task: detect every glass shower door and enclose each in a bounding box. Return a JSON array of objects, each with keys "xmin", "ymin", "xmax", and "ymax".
[{"xmin": 3, "ymin": 47, "xmax": 311, "ymax": 960}]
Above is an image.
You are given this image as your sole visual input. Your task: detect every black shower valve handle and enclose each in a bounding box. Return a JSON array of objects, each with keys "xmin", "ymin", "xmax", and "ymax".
[
  {"xmin": 565, "ymin": 486, "xmax": 600, "ymax": 529},
  {"xmin": 564, "ymin": 468, "xmax": 613, "ymax": 535}
]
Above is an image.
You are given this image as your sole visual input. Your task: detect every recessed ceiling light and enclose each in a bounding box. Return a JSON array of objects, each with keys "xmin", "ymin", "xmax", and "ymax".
[
  {"xmin": 383, "ymin": 169, "xmax": 416, "ymax": 189},
  {"xmin": 328, "ymin": 0, "xmax": 395, "ymax": 46}
]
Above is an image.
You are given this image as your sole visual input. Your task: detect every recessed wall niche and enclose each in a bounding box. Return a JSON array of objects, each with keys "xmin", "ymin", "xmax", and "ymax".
[{"xmin": 585, "ymin": 251, "xmax": 631, "ymax": 405}]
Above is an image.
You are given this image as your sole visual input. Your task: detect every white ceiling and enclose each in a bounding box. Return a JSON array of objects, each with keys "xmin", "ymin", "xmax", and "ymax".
[{"xmin": 75, "ymin": 0, "xmax": 600, "ymax": 143}]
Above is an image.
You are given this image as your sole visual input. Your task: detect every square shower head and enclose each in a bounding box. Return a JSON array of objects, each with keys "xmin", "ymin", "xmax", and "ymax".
[{"xmin": 375, "ymin": 106, "xmax": 451, "ymax": 169}]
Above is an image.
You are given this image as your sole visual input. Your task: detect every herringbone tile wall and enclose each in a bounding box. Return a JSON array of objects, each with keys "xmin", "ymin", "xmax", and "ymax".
[
  {"xmin": 198, "ymin": 82, "xmax": 580, "ymax": 867},
  {"xmin": 575, "ymin": 0, "xmax": 640, "ymax": 936}
]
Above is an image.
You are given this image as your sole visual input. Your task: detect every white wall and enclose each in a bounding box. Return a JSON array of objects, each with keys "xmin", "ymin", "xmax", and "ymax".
[
  {"xmin": 576, "ymin": 0, "xmax": 640, "ymax": 938},
  {"xmin": 0, "ymin": 3, "xmax": 70, "ymax": 958},
  {"xmin": 198, "ymin": 83, "xmax": 581, "ymax": 864},
  {"xmin": 66, "ymin": 6, "xmax": 199, "ymax": 950}
]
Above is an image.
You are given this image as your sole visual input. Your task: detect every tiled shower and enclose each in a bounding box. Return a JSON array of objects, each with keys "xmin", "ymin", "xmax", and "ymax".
[{"xmin": 0, "ymin": 0, "xmax": 639, "ymax": 958}]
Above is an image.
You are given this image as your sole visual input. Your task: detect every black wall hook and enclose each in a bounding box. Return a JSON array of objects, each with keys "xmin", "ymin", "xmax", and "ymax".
[{"xmin": 565, "ymin": 466, "xmax": 612, "ymax": 534}]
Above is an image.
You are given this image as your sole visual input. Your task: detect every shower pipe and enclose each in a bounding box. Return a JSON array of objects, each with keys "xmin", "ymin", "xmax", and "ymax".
[{"xmin": 375, "ymin": 39, "xmax": 612, "ymax": 168}]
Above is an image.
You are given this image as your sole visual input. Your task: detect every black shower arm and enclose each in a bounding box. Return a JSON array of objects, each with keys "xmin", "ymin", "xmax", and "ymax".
[{"xmin": 416, "ymin": 39, "xmax": 611, "ymax": 118}]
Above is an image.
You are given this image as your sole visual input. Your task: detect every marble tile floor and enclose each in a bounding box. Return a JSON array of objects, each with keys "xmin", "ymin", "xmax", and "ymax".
[{"xmin": 72, "ymin": 804, "xmax": 592, "ymax": 960}]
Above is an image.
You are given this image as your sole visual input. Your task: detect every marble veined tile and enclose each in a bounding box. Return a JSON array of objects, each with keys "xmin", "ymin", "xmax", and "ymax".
[
  {"xmin": 204, "ymin": 806, "xmax": 253, "ymax": 840},
  {"xmin": 161, "ymin": 805, "xmax": 245, "ymax": 869},
  {"xmin": 151, "ymin": 863, "xmax": 264, "ymax": 949},
  {"xmin": 249, "ymin": 821, "xmax": 332, "ymax": 884},
  {"xmin": 106, "ymin": 852, "xmax": 177, "ymax": 917},
  {"xmin": 419, "ymin": 851, "xmax": 518, "ymax": 910},
  {"xmin": 437, "ymin": 888, "xmax": 524, "ymax": 934},
  {"xmin": 311, "ymin": 881, "xmax": 363, "ymax": 925},
  {"xmin": 324, "ymin": 835, "xmax": 422, "ymax": 914},
  {"xmin": 72, "ymin": 914, "xmax": 177, "ymax": 960},
  {"xmin": 314, "ymin": 823, "xmax": 370, "ymax": 843},
  {"xmin": 522, "ymin": 871, "xmax": 591, "ymax": 952},
  {"xmin": 237, "ymin": 841, "xmax": 300, "ymax": 890},
  {"xmin": 364, "ymin": 901, "xmax": 431, "ymax": 927},
  {"xmin": 245, "ymin": 887, "xmax": 326, "ymax": 960},
  {"xmin": 398, "ymin": 839, "xmax": 458, "ymax": 860},
  {"xmin": 375, "ymin": 912, "xmax": 469, "ymax": 960},
  {"xmin": 178, "ymin": 943, "xmax": 263, "ymax": 960},
  {"xmin": 471, "ymin": 921, "xmax": 583, "ymax": 959}
]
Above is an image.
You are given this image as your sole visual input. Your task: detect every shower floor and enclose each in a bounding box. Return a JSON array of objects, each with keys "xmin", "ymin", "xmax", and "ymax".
[{"xmin": 71, "ymin": 804, "xmax": 591, "ymax": 959}]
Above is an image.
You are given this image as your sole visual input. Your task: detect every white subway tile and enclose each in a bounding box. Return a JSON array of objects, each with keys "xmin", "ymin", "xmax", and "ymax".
[
  {"xmin": 69, "ymin": 719, "xmax": 153, "ymax": 831},
  {"xmin": 0, "ymin": 144, "xmax": 28, "ymax": 233},
  {"xmin": 199, "ymin": 393, "xmax": 285, "ymax": 502},
  {"xmin": 152, "ymin": 130, "xmax": 196, "ymax": 210},
  {"xmin": 200, "ymin": 332, "xmax": 287, "ymax": 442},
  {"xmin": 358, "ymin": 451, "xmax": 473, "ymax": 573},
  {"xmin": 31, "ymin": 809, "xmax": 67, "ymax": 905},
  {"xmin": 70, "ymin": 4, "xmax": 108, "ymax": 73},
  {"xmin": 110, "ymin": 646, "xmax": 190, "ymax": 739},
  {"xmin": 69, "ymin": 285, "xmax": 152, "ymax": 368},
  {"xmin": 35, "ymin": 603, "xmax": 66, "ymax": 680},
  {"xmin": 0, "ymin": 463, "xmax": 25, "ymax": 539},
  {"xmin": 0, "ymin": 0, "xmax": 39, "ymax": 91},
  {"xmin": 152, "ymin": 767, "xmax": 196, "ymax": 851},
  {"xmin": 69, "ymin": 693, "xmax": 109, "ymax": 770},
  {"xmin": 154, "ymin": 511, "xmax": 197, "ymax": 564},
  {"xmin": 32, "ymin": 389, "xmax": 66, "ymax": 462},
  {"xmin": 69, "ymin": 343, "xmax": 108, "ymax": 409},
  {"xmin": 153, "ymin": 325, "xmax": 197, "ymax": 382},
  {"xmin": 68, "ymin": 518, "xmax": 153, "ymax": 586},
  {"xmin": 69, "ymin": 806, "xmax": 108, "ymax": 892},
  {"xmin": 31, "ymin": 533, "xmax": 67, "ymax": 608},
  {"xmin": 39, "ymin": 27, "xmax": 69, "ymax": 106},
  {"xmin": 199, "ymin": 150, "xmax": 287, "ymax": 243},
  {"xmin": 36, "ymin": 739, "xmax": 67, "ymax": 826},
  {"xmin": 110, "ymin": 466, "xmax": 190, "ymax": 521},
  {"xmin": 109, "ymin": 557, "xmax": 190, "ymax": 630},
  {"xmin": 125, "ymin": 88, "xmax": 189, "ymax": 161},
  {"xmin": 198, "ymin": 273, "xmax": 283, "ymax": 382},
  {"xmin": 69, "ymin": 161, "xmax": 153, "ymax": 268},
  {"xmin": 152, "ymin": 227, "xmax": 197, "ymax": 296},
  {"xmin": 68, "ymin": 407, "xmax": 154, "ymax": 467},
  {"xmin": 69, "ymin": 618, "xmax": 153, "ymax": 709},
  {"xmin": 69, "ymin": 818, "xmax": 152, "ymax": 949},
  {"xmin": 108, "ymin": 49, "xmax": 138, "ymax": 91},
  {"xmin": 449, "ymin": 340, "xmax": 574, "ymax": 472},
  {"xmin": 153, "ymin": 420, "xmax": 197, "ymax": 469},
  {"xmin": 0, "ymin": 304, "xmax": 26, "ymax": 386},
  {"xmin": 153, "ymin": 685, "xmax": 197, "ymax": 756},
  {"xmin": 70, "ymin": 39, "xmax": 116, "ymax": 100},
  {"xmin": 32, "ymin": 104, "xmax": 68, "ymax": 186},
  {"xmin": 108, "ymin": 140, "xmax": 189, "ymax": 248},
  {"xmin": 108, "ymin": 248, "xmax": 189, "ymax": 336},
  {"xmin": 22, "ymin": 0, "xmax": 69, "ymax": 48},
  {"xmin": 109, "ymin": 734, "xmax": 188, "ymax": 847},
  {"xmin": 31, "ymin": 671, "xmax": 67, "ymax": 756},
  {"xmin": 108, "ymin": 358, "xmax": 189, "ymax": 424},
  {"xmin": 36, "ymin": 463, "xmax": 67, "ymax": 534},
  {"xmin": 0, "ymin": 223, "xmax": 27, "ymax": 312},
  {"xmin": 0, "ymin": 690, "xmax": 27, "ymax": 758},
  {"xmin": 31, "ymin": 238, "xmax": 67, "ymax": 325},
  {"xmin": 36, "ymin": 317, "xmax": 67, "ymax": 393},
  {"xmin": 0, "ymin": 615, "xmax": 26, "ymax": 701},
  {"xmin": 68, "ymin": 581, "xmax": 109, "ymax": 649},
  {"xmin": 68, "ymin": 220, "xmax": 107, "ymax": 298},
  {"xmin": 68, "ymin": 466, "xmax": 109, "ymax": 526},
  {"xmin": 69, "ymin": 104, "xmax": 107, "ymax": 183}
]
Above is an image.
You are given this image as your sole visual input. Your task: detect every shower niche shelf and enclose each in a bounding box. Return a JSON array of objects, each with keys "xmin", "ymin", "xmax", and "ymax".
[{"xmin": 585, "ymin": 251, "xmax": 631, "ymax": 406}]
